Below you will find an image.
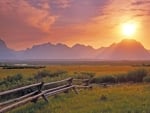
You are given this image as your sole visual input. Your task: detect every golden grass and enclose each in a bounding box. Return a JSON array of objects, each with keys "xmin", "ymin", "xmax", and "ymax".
[
  {"xmin": 1, "ymin": 64, "xmax": 150, "ymax": 113},
  {"xmin": 1, "ymin": 65, "xmax": 150, "ymax": 79},
  {"xmin": 10, "ymin": 84, "xmax": 150, "ymax": 113}
]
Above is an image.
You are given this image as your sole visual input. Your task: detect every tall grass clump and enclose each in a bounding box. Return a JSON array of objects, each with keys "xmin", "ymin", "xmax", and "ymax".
[
  {"xmin": 92, "ymin": 68, "xmax": 148, "ymax": 84},
  {"xmin": 73, "ymin": 72, "xmax": 95, "ymax": 79},
  {"xmin": 126, "ymin": 69, "xmax": 147, "ymax": 83},
  {"xmin": 116, "ymin": 73, "xmax": 127, "ymax": 83},
  {"xmin": 34, "ymin": 70, "xmax": 50, "ymax": 82},
  {"xmin": 143, "ymin": 73, "xmax": 150, "ymax": 82},
  {"xmin": 143, "ymin": 76, "xmax": 150, "ymax": 82},
  {"xmin": 0, "ymin": 74, "xmax": 25, "ymax": 101},
  {"xmin": 0, "ymin": 74, "xmax": 23, "ymax": 89},
  {"xmin": 91, "ymin": 75, "xmax": 116, "ymax": 84},
  {"xmin": 34, "ymin": 70, "xmax": 68, "ymax": 82}
]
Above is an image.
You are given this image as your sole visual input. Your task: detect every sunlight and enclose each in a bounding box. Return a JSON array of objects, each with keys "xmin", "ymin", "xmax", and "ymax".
[{"xmin": 121, "ymin": 21, "xmax": 137, "ymax": 38}]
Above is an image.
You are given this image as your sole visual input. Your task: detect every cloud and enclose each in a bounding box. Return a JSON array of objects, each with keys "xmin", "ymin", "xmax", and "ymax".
[
  {"xmin": 0, "ymin": 0, "xmax": 56, "ymax": 33},
  {"xmin": 53, "ymin": 0, "xmax": 71, "ymax": 8},
  {"xmin": 130, "ymin": 0, "xmax": 150, "ymax": 17},
  {"xmin": 132, "ymin": 0, "xmax": 150, "ymax": 5},
  {"xmin": 0, "ymin": 0, "xmax": 58, "ymax": 49},
  {"xmin": 53, "ymin": 0, "xmax": 110, "ymax": 27},
  {"xmin": 1, "ymin": 0, "xmax": 150, "ymax": 50},
  {"xmin": 48, "ymin": 0, "xmax": 150, "ymax": 48}
]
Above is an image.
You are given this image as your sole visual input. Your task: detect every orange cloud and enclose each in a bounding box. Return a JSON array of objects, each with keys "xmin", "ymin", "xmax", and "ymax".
[
  {"xmin": 1, "ymin": 0, "xmax": 150, "ymax": 50},
  {"xmin": 45, "ymin": 0, "xmax": 148, "ymax": 49},
  {"xmin": 0, "ymin": 0, "xmax": 56, "ymax": 33},
  {"xmin": 53, "ymin": 0, "xmax": 71, "ymax": 8}
]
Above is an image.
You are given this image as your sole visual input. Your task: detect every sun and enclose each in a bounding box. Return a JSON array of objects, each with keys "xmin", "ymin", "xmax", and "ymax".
[{"xmin": 121, "ymin": 21, "xmax": 137, "ymax": 38}]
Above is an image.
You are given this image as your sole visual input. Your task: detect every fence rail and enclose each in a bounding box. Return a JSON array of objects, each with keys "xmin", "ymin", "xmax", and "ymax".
[{"xmin": 0, "ymin": 77, "xmax": 92, "ymax": 113}]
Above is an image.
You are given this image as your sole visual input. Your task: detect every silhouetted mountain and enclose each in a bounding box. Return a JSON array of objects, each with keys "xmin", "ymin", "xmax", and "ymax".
[
  {"xmin": 97, "ymin": 39, "xmax": 150, "ymax": 60},
  {"xmin": 70, "ymin": 44, "xmax": 97, "ymax": 59},
  {"xmin": 18, "ymin": 43, "xmax": 97, "ymax": 59},
  {"xmin": 0, "ymin": 39, "xmax": 16, "ymax": 59},
  {"xmin": 0, "ymin": 38, "xmax": 150, "ymax": 60}
]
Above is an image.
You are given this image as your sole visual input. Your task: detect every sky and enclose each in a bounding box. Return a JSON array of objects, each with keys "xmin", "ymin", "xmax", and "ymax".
[{"xmin": 0, "ymin": 0, "xmax": 150, "ymax": 50}]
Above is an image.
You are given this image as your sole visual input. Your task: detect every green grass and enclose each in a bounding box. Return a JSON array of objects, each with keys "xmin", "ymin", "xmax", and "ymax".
[
  {"xmin": 1, "ymin": 65, "xmax": 150, "ymax": 113},
  {"xmin": 0, "ymin": 65, "xmax": 140, "ymax": 90},
  {"xmin": 10, "ymin": 84, "xmax": 150, "ymax": 113}
]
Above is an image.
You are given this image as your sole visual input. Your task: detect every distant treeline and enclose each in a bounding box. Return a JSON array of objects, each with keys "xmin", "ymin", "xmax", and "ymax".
[
  {"xmin": 132, "ymin": 63, "xmax": 150, "ymax": 67},
  {"xmin": 0, "ymin": 65, "xmax": 45, "ymax": 69}
]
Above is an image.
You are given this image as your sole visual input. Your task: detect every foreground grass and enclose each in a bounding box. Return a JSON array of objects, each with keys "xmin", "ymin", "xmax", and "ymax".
[
  {"xmin": 1, "ymin": 65, "xmax": 150, "ymax": 113},
  {"xmin": 10, "ymin": 84, "xmax": 150, "ymax": 113}
]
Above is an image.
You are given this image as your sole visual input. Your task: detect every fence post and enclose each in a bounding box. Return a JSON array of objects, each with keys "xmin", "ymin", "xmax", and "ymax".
[
  {"xmin": 84, "ymin": 79, "xmax": 90, "ymax": 86},
  {"xmin": 68, "ymin": 78, "xmax": 78, "ymax": 94},
  {"xmin": 64, "ymin": 78, "xmax": 73, "ymax": 94},
  {"xmin": 31, "ymin": 82, "xmax": 49, "ymax": 103},
  {"xmin": 84, "ymin": 79, "xmax": 93, "ymax": 89},
  {"xmin": 68, "ymin": 78, "xmax": 73, "ymax": 86}
]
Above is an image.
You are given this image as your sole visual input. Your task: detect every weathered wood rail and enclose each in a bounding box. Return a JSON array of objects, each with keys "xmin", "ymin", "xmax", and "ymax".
[{"xmin": 0, "ymin": 77, "xmax": 92, "ymax": 113}]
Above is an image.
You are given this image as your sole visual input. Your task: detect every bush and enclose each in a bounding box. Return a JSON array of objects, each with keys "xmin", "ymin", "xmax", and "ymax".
[
  {"xmin": 116, "ymin": 74, "xmax": 127, "ymax": 83},
  {"xmin": 91, "ymin": 75, "xmax": 116, "ymax": 84},
  {"xmin": 3, "ymin": 74, "xmax": 23, "ymax": 85},
  {"xmin": 143, "ymin": 76, "xmax": 150, "ymax": 82},
  {"xmin": 0, "ymin": 74, "xmax": 24, "ymax": 91},
  {"xmin": 50, "ymin": 70, "xmax": 67, "ymax": 77},
  {"xmin": 34, "ymin": 70, "xmax": 50, "ymax": 81},
  {"xmin": 34, "ymin": 70, "xmax": 49, "ymax": 80},
  {"xmin": 74, "ymin": 72, "xmax": 95, "ymax": 79},
  {"xmin": 91, "ymin": 69, "xmax": 148, "ymax": 84},
  {"xmin": 34, "ymin": 70, "xmax": 68, "ymax": 82},
  {"xmin": 126, "ymin": 69, "xmax": 147, "ymax": 83}
]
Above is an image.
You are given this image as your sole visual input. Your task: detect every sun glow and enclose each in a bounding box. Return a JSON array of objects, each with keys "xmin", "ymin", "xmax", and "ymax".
[{"xmin": 121, "ymin": 21, "xmax": 137, "ymax": 38}]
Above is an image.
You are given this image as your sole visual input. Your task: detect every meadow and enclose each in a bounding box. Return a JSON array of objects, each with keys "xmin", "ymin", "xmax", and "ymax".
[
  {"xmin": 1, "ymin": 62, "xmax": 150, "ymax": 113},
  {"xmin": 0, "ymin": 64, "xmax": 143, "ymax": 79},
  {"xmin": 9, "ymin": 84, "xmax": 150, "ymax": 113}
]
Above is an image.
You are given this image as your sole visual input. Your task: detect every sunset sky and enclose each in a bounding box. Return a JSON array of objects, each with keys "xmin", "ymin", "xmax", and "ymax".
[{"xmin": 1, "ymin": 0, "xmax": 150, "ymax": 50}]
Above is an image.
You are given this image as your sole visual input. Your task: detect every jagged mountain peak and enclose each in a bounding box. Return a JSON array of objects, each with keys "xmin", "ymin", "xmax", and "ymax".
[
  {"xmin": 97, "ymin": 39, "xmax": 150, "ymax": 60},
  {"xmin": 32, "ymin": 42, "xmax": 53, "ymax": 48},
  {"xmin": 118, "ymin": 39, "xmax": 143, "ymax": 46},
  {"xmin": 0, "ymin": 38, "xmax": 15, "ymax": 59},
  {"xmin": 0, "ymin": 38, "xmax": 150, "ymax": 60},
  {"xmin": 0, "ymin": 38, "xmax": 7, "ymax": 48},
  {"xmin": 72, "ymin": 44, "xmax": 94, "ymax": 50}
]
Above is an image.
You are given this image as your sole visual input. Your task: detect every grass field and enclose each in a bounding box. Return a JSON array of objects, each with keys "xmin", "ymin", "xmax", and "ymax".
[
  {"xmin": 1, "ymin": 63, "xmax": 150, "ymax": 113},
  {"xmin": 10, "ymin": 84, "xmax": 150, "ymax": 113},
  {"xmin": 0, "ymin": 65, "xmax": 146, "ymax": 79}
]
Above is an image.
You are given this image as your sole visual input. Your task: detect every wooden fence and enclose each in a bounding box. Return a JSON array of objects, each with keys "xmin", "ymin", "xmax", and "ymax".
[{"xmin": 0, "ymin": 77, "xmax": 92, "ymax": 113}]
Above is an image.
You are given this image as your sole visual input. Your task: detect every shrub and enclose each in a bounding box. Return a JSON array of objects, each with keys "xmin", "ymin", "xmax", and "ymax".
[
  {"xmin": 3, "ymin": 74, "xmax": 23, "ymax": 84},
  {"xmin": 91, "ymin": 75, "xmax": 116, "ymax": 84},
  {"xmin": 143, "ymin": 76, "xmax": 150, "ymax": 82},
  {"xmin": 34, "ymin": 70, "xmax": 68, "ymax": 82},
  {"xmin": 0, "ymin": 74, "xmax": 24, "ymax": 91},
  {"xmin": 50, "ymin": 70, "xmax": 67, "ymax": 77},
  {"xmin": 91, "ymin": 69, "xmax": 148, "ymax": 84},
  {"xmin": 126, "ymin": 69, "xmax": 147, "ymax": 82},
  {"xmin": 34, "ymin": 70, "xmax": 49, "ymax": 82},
  {"xmin": 74, "ymin": 72, "xmax": 95, "ymax": 79},
  {"xmin": 116, "ymin": 73, "xmax": 127, "ymax": 83}
]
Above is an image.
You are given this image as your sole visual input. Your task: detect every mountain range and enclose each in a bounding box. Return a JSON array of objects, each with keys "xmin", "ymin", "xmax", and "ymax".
[{"xmin": 0, "ymin": 38, "xmax": 150, "ymax": 60}]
